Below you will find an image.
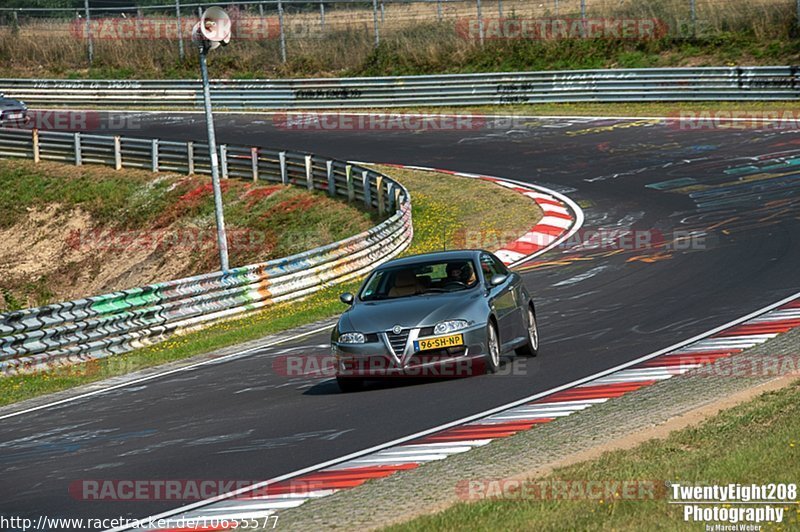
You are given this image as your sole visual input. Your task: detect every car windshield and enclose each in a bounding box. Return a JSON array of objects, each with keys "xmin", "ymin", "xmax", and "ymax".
[{"xmin": 360, "ymin": 259, "xmax": 479, "ymax": 301}]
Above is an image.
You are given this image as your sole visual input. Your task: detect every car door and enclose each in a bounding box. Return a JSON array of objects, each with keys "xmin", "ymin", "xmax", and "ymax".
[
  {"xmin": 488, "ymin": 253, "xmax": 526, "ymax": 341},
  {"xmin": 480, "ymin": 253, "xmax": 517, "ymax": 349}
]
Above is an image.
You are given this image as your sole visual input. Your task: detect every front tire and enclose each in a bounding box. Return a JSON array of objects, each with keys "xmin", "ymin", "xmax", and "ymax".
[
  {"xmin": 515, "ymin": 306, "xmax": 539, "ymax": 357},
  {"xmin": 336, "ymin": 377, "xmax": 363, "ymax": 393},
  {"xmin": 484, "ymin": 321, "xmax": 501, "ymax": 374}
]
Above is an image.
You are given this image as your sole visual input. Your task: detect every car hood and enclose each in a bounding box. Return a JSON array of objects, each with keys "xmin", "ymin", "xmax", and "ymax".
[{"xmin": 342, "ymin": 291, "xmax": 484, "ymax": 333}]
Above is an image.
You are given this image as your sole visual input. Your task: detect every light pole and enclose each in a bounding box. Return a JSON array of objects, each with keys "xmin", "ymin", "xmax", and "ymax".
[{"xmin": 192, "ymin": 7, "xmax": 231, "ymax": 272}]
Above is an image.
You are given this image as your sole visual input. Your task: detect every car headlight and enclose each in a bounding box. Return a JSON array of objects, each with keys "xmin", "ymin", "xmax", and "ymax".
[
  {"xmin": 338, "ymin": 332, "xmax": 366, "ymax": 344},
  {"xmin": 434, "ymin": 320, "xmax": 469, "ymax": 335}
]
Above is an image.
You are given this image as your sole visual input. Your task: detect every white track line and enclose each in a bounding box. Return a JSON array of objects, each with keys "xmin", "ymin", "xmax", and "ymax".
[{"xmin": 0, "ymin": 325, "xmax": 333, "ymax": 421}]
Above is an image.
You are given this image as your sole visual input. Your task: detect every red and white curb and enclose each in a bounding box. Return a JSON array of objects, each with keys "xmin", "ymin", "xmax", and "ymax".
[
  {"xmin": 479, "ymin": 177, "xmax": 575, "ymax": 266},
  {"xmin": 116, "ymin": 298, "xmax": 800, "ymax": 528},
  {"xmin": 353, "ymin": 162, "xmax": 585, "ymax": 268}
]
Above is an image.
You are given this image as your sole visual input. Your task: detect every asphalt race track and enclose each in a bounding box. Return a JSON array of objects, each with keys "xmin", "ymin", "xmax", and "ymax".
[{"xmin": 2, "ymin": 113, "xmax": 799, "ymax": 526}]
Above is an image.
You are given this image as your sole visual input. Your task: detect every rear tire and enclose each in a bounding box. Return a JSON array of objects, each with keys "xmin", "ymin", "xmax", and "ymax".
[
  {"xmin": 336, "ymin": 377, "xmax": 364, "ymax": 393},
  {"xmin": 515, "ymin": 306, "xmax": 539, "ymax": 357},
  {"xmin": 484, "ymin": 321, "xmax": 501, "ymax": 374}
]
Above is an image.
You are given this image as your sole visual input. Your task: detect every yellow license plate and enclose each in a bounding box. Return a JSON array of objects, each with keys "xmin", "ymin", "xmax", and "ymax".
[{"xmin": 414, "ymin": 333, "xmax": 464, "ymax": 352}]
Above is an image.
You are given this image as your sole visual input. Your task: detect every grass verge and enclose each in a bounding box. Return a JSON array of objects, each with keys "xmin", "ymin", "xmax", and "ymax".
[
  {"xmin": 347, "ymin": 100, "xmax": 800, "ymax": 118},
  {"xmin": 0, "ymin": 165, "xmax": 542, "ymax": 407},
  {"xmin": 385, "ymin": 379, "xmax": 800, "ymax": 531}
]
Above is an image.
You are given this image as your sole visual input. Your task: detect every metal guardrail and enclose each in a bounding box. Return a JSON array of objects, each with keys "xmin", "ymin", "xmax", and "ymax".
[
  {"xmin": 2, "ymin": 67, "xmax": 799, "ymax": 109},
  {"xmin": 0, "ymin": 127, "xmax": 413, "ymax": 374}
]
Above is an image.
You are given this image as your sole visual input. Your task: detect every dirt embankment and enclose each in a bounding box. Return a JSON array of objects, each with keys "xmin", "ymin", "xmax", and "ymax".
[
  {"xmin": 0, "ymin": 204, "xmax": 198, "ymax": 307},
  {"xmin": 0, "ymin": 160, "xmax": 378, "ymax": 310}
]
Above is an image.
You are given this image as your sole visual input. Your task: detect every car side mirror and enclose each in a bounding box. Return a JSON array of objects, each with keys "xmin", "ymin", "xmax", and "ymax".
[
  {"xmin": 489, "ymin": 274, "xmax": 508, "ymax": 287},
  {"xmin": 339, "ymin": 292, "xmax": 354, "ymax": 305}
]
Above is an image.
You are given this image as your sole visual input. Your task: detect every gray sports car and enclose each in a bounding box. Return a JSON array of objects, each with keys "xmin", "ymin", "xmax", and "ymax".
[
  {"xmin": 0, "ymin": 93, "xmax": 29, "ymax": 125},
  {"xmin": 332, "ymin": 250, "xmax": 538, "ymax": 392}
]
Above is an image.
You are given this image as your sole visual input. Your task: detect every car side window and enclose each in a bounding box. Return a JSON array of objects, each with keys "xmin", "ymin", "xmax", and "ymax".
[
  {"xmin": 489, "ymin": 254, "xmax": 510, "ymax": 275},
  {"xmin": 480, "ymin": 254, "xmax": 501, "ymax": 282}
]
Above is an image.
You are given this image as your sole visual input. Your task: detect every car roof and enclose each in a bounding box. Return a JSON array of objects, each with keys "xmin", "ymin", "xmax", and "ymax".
[{"xmin": 378, "ymin": 249, "xmax": 485, "ymax": 269}]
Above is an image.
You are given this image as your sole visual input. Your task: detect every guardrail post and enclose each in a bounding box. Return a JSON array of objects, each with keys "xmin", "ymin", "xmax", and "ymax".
[
  {"xmin": 580, "ymin": 0, "xmax": 587, "ymax": 37},
  {"xmin": 84, "ymin": 0, "xmax": 93, "ymax": 66},
  {"xmin": 387, "ymin": 182, "xmax": 395, "ymax": 210},
  {"xmin": 497, "ymin": 0, "xmax": 503, "ymax": 18},
  {"xmin": 32, "ymin": 129, "xmax": 40, "ymax": 163},
  {"xmin": 372, "ymin": 0, "xmax": 380, "ymax": 47},
  {"xmin": 187, "ymin": 141, "xmax": 194, "ymax": 175},
  {"xmin": 346, "ymin": 164, "xmax": 355, "ymax": 202},
  {"xmin": 362, "ymin": 170, "xmax": 372, "ymax": 208},
  {"xmin": 476, "ymin": 0, "xmax": 484, "ymax": 46},
  {"xmin": 326, "ymin": 160, "xmax": 335, "ymax": 197},
  {"xmin": 394, "ymin": 187, "xmax": 401, "ymax": 207},
  {"xmin": 175, "ymin": 0, "xmax": 184, "ymax": 62},
  {"xmin": 151, "ymin": 139, "xmax": 159, "ymax": 173},
  {"xmin": 319, "ymin": 1, "xmax": 325, "ymax": 29},
  {"xmin": 251, "ymin": 147, "xmax": 259, "ymax": 182},
  {"xmin": 305, "ymin": 155, "xmax": 314, "ymax": 190},
  {"xmin": 278, "ymin": 0, "xmax": 287, "ymax": 63},
  {"xmin": 220, "ymin": 145, "xmax": 228, "ymax": 179},
  {"xmin": 279, "ymin": 151, "xmax": 287, "ymax": 184},
  {"xmin": 690, "ymin": 0, "xmax": 697, "ymax": 36},
  {"xmin": 114, "ymin": 136, "xmax": 122, "ymax": 170},
  {"xmin": 437, "ymin": 0, "xmax": 442, "ymax": 21},
  {"xmin": 73, "ymin": 133, "xmax": 82, "ymax": 166},
  {"xmin": 376, "ymin": 174, "xmax": 385, "ymax": 216}
]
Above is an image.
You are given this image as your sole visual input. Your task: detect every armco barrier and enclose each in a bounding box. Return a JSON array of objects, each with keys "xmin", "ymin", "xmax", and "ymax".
[
  {"xmin": 1, "ymin": 66, "xmax": 799, "ymax": 110},
  {"xmin": 0, "ymin": 127, "xmax": 413, "ymax": 374}
]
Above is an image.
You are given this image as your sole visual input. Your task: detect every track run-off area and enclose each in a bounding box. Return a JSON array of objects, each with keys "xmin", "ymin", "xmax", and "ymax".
[{"xmin": 1, "ymin": 112, "xmax": 799, "ymax": 528}]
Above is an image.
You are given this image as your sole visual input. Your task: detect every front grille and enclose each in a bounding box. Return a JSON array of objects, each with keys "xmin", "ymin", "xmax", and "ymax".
[{"xmin": 386, "ymin": 329, "xmax": 410, "ymax": 355}]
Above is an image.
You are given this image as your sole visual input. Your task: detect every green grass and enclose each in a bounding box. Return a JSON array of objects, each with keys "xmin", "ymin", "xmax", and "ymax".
[
  {"xmin": 330, "ymin": 100, "xmax": 800, "ymax": 118},
  {"xmin": 386, "ymin": 379, "xmax": 800, "ymax": 531},
  {"xmin": 0, "ymin": 164, "xmax": 542, "ymax": 406}
]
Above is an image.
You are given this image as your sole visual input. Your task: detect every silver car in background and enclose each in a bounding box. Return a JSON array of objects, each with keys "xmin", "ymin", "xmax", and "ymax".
[
  {"xmin": 0, "ymin": 93, "xmax": 29, "ymax": 125},
  {"xmin": 332, "ymin": 250, "xmax": 539, "ymax": 392}
]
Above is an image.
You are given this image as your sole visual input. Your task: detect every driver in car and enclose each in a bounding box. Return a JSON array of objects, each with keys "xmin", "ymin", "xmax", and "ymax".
[{"xmin": 445, "ymin": 262, "xmax": 477, "ymax": 287}]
